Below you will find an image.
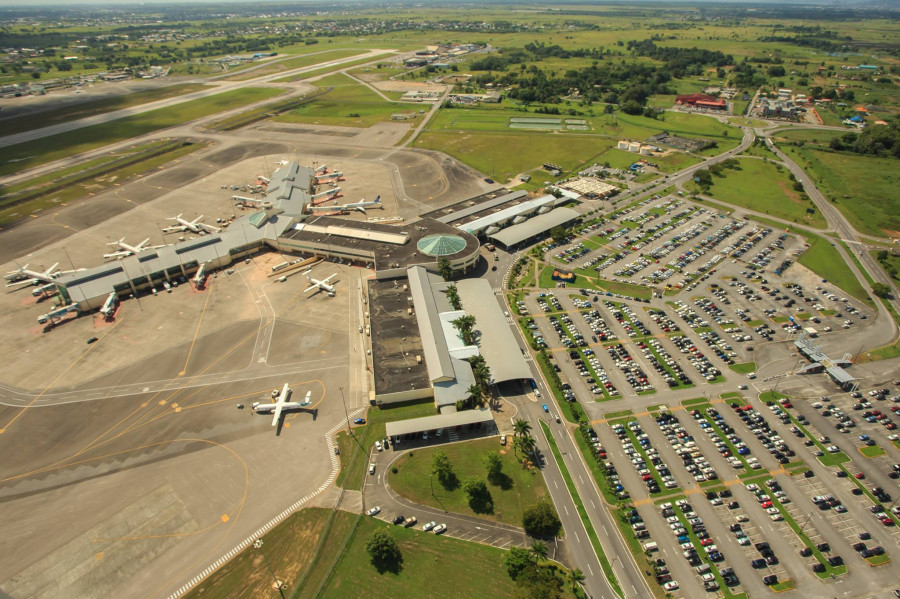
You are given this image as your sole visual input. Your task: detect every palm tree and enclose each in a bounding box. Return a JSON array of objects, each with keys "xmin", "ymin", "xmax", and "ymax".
[
  {"xmin": 530, "ymin": 540, "xmax": 548, "ymax": 561},
  {"xmin": 519, "ymin": 435, "xmax": 538, "ymax": 461},
  {"xmin": 568, "ymin": 568, "xmax": 585, "ymax": 590},
  {"xmin": 445, "ymin": 285, "xmax": 462, "ymax": 310},
  {"xmin": 466, "ymin": 383, "xmax": 483, "ymax": 408},
  {"xmin": 513, "ymin": 418, "xmax": 532, "ymax": 439},
  {"xmin": 473, "ymin": 362, "xmax": 492, "ymax": 391},
  {"xmin": 452, "ymin": 315, "xmax": 477, "ymax": 345}
]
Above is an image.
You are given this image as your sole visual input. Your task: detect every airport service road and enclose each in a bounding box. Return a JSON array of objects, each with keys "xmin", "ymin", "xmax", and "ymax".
[{"xmin": 0, "ymin": 49, "xmax": 397, "ymax": 150}]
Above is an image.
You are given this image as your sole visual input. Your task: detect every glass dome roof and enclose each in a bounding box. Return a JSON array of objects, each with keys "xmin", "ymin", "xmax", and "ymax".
[{"xmin": 416, "ymin": 234, "xmax": 467, "ymax": 256}]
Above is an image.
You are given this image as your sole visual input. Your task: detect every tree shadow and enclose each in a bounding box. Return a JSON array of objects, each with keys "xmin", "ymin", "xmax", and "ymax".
[
  {"xmin": 439, "ymin": 472, "xmax": 460, "ymax": 491},
  {"xmin": 372, "ymin": 553, "xmax": 404, "ymax": 575},
  {"xmin": 488, "ymin": 471, "xmax": 514, "ymax": 491},
  {"xmin": 469, "ymin": 492, "xmax": 494, "ymax": 515}
]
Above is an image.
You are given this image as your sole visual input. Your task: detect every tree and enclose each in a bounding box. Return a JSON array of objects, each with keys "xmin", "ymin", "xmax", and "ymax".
[
  {"xmin": 466, "ymin": 383, "xmax": 483, "ymax": 408},
  {"xmin": 438, "ymin": 256, "xmax": 453, "ymax": 281},
  {"xmin": 452, "ymin": 314, "xmax": 477, "ymax": 345},
  {"xmin": 549, "ymin": 226, "xmax": 567, "ymax": 243},
  {"xmin": 513, "ymin": 418, "xmax": 532, "ymax": 439},
  {"xmin": 522, "ymin": 500, "xmax": 562, "ymax": 538},
  {"xmin": 530, "ymin": 540, "xmax": 549, "ymax": 561},
  {"xmin": 567, "ymin": 568, "xmax": 586, "ymax": 590},
  {"xmin": 872, "ymin": 282, "xmax": 892, "ymax": 299},
  {"xmin": 515, "ymin": 563, "xmax": 562, "ymax": 599},
  {"xmin": 445, "ymin": 285, "xmax": 462, "ymax": 310},
  {"xmin": 483, "ymin": 451, "xmax": 503, "ymax": 483},
  {"xmin": 505, "ymin": 546, "xmax": 535, "ymax": 580},
  {"xmin": 462, "ymin": 476, "xmax": 493, "ymax": 513},
  {"xmin": 366, "ymin": 530, "xmax": 402, "ymax": 571},
  {"xmin": 431, "ymin": 450, "xmax": 455, "ymax": 488},
  {"xmin": 472, "ymin": 360, "xmax": 493, "ymax": 390}
]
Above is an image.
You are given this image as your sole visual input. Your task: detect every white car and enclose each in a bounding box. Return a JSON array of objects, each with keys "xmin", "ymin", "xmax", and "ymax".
[
  {"xmin": 367, "ymin": 506, "xmax": 381, "ymax": 516},
  {"xmin": 368, "ymin": 463, "xmax": 376, "ymax": 475},
  {"xmin": 663, "ymin": 581, "xmax": 679, "ymax": 591},
  {"xmin": 422, "ymin": 520, "xmax": 437, "ymax": 531},
  {"xmin": 433, "ymin": 523, "xmax": 447, "ymax": 534},
  {"xmin": 375, "ymin": 440, "xmax": 383, "ymax": 452}
]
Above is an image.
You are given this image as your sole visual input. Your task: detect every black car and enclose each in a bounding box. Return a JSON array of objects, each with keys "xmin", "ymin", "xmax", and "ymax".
[
  {"xmin": 392, "ymin": 515, "xmax": 405, "ymax": 525},
  {"xmin": 817, "ymin": 542, "xmax": 830, "ymax": 552},
  {"xmin": 755, "ymin": 542, "xmax": 770, "ymax": 551},
  {"xmin": 812, "ymin": 563, "xmax": 826, "ymax": 573},
  {"xmin": 763, "ymin": 575, "xmax": 778, "ymax": 586},
  {"xmin": 799, "ymin": 547, "xmax": 812, "ymax": 557},
  {"xmin": 751, "ymin": 558, "xmax": 766, "ymax": 569},
  {"xmin": 827, "ymin": 556, "xmax": 843, "ymax": 566},
  {"xmin": 87, "ymin": 337, "xmax": 98, "ymax": 344}
]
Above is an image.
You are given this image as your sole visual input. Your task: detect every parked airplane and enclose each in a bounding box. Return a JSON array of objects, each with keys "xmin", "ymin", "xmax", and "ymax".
[
  {"xmin": 103, "ymin": 237, "xmax": 163, "ymax": 260},
  {"xmin": 6, "ymin": 262, "xmax": 60, "ymax": 287},
  {"xmin": 304, "ymin": 270, "xmax": 337, "ymax": 297},
  {"xmin": 162, "ymin": 214, "xmax": 221, "ymax": 235},
  {"xmin": 251, "ymin": 384, "xmax": 312, "ymax": 428},
  {"xmin": 309, "ymin": 195, "xmax": 382, "ymax": 214}
]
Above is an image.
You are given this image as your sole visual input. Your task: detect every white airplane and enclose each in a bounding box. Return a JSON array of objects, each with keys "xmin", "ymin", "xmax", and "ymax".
[
  {"xmin": 309, "ymin": 195, "xmax": 382, "ymax": 214},
  {"xmin": 304, "ymin": 270, "xmax": 337, "ymax": 296},
  {"xmin": 103, "ymin": 237, "xmax": 162, "ymax": 260},
  {"xmin": 6, "ymin": 262, "xmax": 60, "ymax": 287},
  {"xmin": 162, "ymin": 214, "xmax": 221, "ymax": 235},
  {"xmin": 251, "ymin": 384, "xmax": 312, "ymax": 427}
]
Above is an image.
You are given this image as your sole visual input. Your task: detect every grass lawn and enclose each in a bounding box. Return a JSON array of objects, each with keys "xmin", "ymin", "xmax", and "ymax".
[
  {"xmin": 778, "ymin": 139, "xmax": 900, "ymax": 238},
  {"xmin": 692, "ymin": 158, "xmax": 827, "ymax": 229},
  {"xmin": 797, "ymin": 233, "xmax": 870, "ymax": 304},
  {"xmin": 388, "ymin": 437, "xmax": 549, "ymax": 525},
  {"xmin": 320, "ymin": 514, "xmax": 519, "ymax": 599},
  {"xmin": 272, "ymin": 72, "xmax": 411, "ymax": 128},
  {"xmin": 336, "ymin": 399, "xmax": 436, "ymax": 491},
  {"xmin": 728, "ymin": 362, "xmax": 757, "ymax": 374},
  {"xmin": 184, "ymin": 507, "xmax": 338, "ymax": 599},
  {"xmin": 0, "ymin": 87, "xmax": 283, "ymax": 177},
  {"xmin": 0, "ymin": 83, "xmax": 209, "ymax": 137},
  {"xmin": 859, "ymin": 444, "xmax": 886, "ymax": 458}
]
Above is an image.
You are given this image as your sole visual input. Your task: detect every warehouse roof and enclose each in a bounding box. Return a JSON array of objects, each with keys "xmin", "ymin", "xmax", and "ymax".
[
  {"xmin": 458, "ymin": 194, "xmax": 562, "ymax": 235},
  {"xmin": 408, "ymin": 266, "xmax": 455, "ymax": 382},
  {"xmin": 433, "ymin": 190, "xmax": 528, "ymax": 224},
  {"xmin": 488, "ymin": 207, "xmax": 580, "ymax": 247},
  {"xmin": 385, "ymin": 409, "xmax": 494, "ymax": 439}
]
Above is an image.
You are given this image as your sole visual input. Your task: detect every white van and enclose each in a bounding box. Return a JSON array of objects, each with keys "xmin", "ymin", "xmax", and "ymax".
[{"xmin": 642, "ymin": 541, "xmax": 658, "ymax": 552}]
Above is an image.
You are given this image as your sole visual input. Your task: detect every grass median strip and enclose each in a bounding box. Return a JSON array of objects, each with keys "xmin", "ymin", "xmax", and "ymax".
[{"xmin": 541, "ymin": 421, "xmax": 623, "ymax": 598}]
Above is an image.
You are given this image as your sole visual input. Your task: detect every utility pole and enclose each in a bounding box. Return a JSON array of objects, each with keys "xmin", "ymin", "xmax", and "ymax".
[{"xmin": 252, "ymin": 539, "xmax": 284, "ymax": 599}]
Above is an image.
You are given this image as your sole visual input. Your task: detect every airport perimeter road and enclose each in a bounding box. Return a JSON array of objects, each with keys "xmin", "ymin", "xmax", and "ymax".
[{"xmin": 0, "ymin": 48, "xmax": 396, "ymax": 150}]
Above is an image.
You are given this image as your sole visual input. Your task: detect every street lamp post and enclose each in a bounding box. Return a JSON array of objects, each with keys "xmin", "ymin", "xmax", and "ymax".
[
  {"xmin": 253, "ymin": 539, "xmax": 285, "ymax": 599},
  {"xmin": 339, "ymin": 386, "xmax": 351, "ymax": 434}
]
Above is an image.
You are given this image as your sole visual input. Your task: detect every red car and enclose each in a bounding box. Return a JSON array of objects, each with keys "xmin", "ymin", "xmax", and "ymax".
[
  {"xmin": 855, "ymin": 472, "xmax": 865, "ymax": 480},
  {"xmin": 761, "ymin": 501, "xmax": 773, "ymax": 509},
  {"xmin": 881, "ymin": 517, "xmax": 895, "ymax": 527},
  {"xmin": 701, "ymin": 538, "xmax": 714, "ymax": 546}
]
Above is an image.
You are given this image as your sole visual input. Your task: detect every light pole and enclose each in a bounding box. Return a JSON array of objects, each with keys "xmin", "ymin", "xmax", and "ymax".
[
  {"xmin": 339, "ymin": 386, "xmax": 351, "ymax": 434},
  {"xmin": 253, "ymin": 539, "xmax": 284, "ymax": 599}
]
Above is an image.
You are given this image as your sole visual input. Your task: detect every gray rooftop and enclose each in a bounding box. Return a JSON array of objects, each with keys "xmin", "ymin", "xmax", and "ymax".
[
  {"xmin": 459, "ymin": 194, "xmax": 563, "ymax": 236},
  {"xmin": 433, "ymin": 190, "xmax": 528, "ymax": 224},
  {"xmin": 489, "ymin": 207, "xmax": 580, "ymax": 247},
  {"xmin": 385, "ymin": 409, "xmax": 494, "ymax": 439},
  {"xmin": 408, "ymin": 266, "xmax": 455, "ymax": 383},
  {"xmin": 455, "ymin": 278, "xmax": 532, "ymax": 383}
]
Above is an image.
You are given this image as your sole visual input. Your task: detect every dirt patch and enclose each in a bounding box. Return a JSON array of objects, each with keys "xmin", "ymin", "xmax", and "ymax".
[
  {"xmin": 774, "ymin": 179, "xmax": 803, "ymax": 203},
  {"xmin": 373, "ymin": 80, "xmax": 447, "ymax": 93}
]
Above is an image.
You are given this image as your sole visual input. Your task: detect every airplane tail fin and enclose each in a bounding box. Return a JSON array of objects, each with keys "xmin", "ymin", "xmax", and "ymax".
[{"xmin": 374, "ymin": 195, "xmax": 381, "ymax": 204}]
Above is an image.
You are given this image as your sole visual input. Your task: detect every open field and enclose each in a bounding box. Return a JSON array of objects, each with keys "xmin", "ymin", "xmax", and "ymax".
[
  {"xmin": 798, "ymin": 233, "xmax": 870, "ymax": 303},
  {"xmin": 0, "ymin": 87, "xmax": 283, "ymax": 177},
  {"xmin": 319, "ymin": 513, "xmax": 520, "ymax": 599},
  {"xmin": 219, "ymin": 49, "xmax": 369, "ymax": 81},
  {"xmin": 272, "ymin": 72, "xmax": 411, "ymax": 128},
  {"xmin": 692, "ymin": 157, "xmax": 827, "ymax": 228},
  {"xmin": 184, "ymin": 507, "xmax": 337, "ymax": 599},
  {"xmin": 388, "ymin": 437, "xmax": 550, "ymax": 525},
  {"xmin": 778, "ymin": 139, "xmax": 900, "ymax": 239},
  {"xmin": 0, "ymin": 83, "xmax": 209, "ymax": 136}
]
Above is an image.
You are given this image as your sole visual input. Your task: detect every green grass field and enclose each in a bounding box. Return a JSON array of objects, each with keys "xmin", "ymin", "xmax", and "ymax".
[
  {"xmin": 335, "ymin": 399, "xmax": 436, "ymax": 491},
  {"xmin": 692, "ymin": 158, "xmax": 827, "ymax": 228},
  {"xmin": 797, "ymin": 234, "xmax": 870, "ymax": 303},
  {"xmin": 184, "ymin": 507, "xmax": 339, "ymax": 599},
  {"xmin": 785, "ymin": 145, "xmax": 900, "ymax": 238},
  {"xmin": 272, "ymin": 72, "xmax": 411, "ymax": 128},
  {"xmin": 0, "ymin": 83, "xmax": 209, "ymax": 137},
  {"xmin": 388, "ymin": 437, "xmax": 549, "ymax": 525},
  {"xmin": 0, "ymin": 87, "xmax": 283, "ymax": 177},
  {"xmin": 319, "ymin": 514, "xmax": 519, "ymax": 599}
]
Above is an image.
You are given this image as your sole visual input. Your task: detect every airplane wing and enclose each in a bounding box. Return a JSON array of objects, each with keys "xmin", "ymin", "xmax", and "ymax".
[
  {"xmin": 304, "ymin": 284, "xmax": 318, "ymax": 293},
  {"xmin": 323, "ymin": 274, "xmax": 338, "ymax": 283},
  {"xmin": 271, "ymin": 403, "xmax": 284, "ymax": 427},
  {"xmin": 162, "ymin": 225, "xmax": 186, "ymax": 233},
  {"xmin": 301, "ymin": 391, "xmax": 311, "ymax": 406},
  {"xmin": 354, "ymin": 206, "xmax": 366, "ymax": 213},
  {"xmin": 103, "ymin": 251, "xmax": 130, "ymax": 259},
  {"xmin": 199, "ymin": 223, "xmax": 221, "ymax": 233}
]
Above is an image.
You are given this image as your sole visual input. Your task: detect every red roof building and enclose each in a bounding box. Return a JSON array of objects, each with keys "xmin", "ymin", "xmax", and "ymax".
[{"xmin": 675, "ymin": 93, "xmax": 726, "ymax": 110}]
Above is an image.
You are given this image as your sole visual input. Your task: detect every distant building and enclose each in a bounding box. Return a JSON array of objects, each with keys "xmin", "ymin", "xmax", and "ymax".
[{"xmin": 675, "ymin": 93, "xmax": 726, "ymax": 111}]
